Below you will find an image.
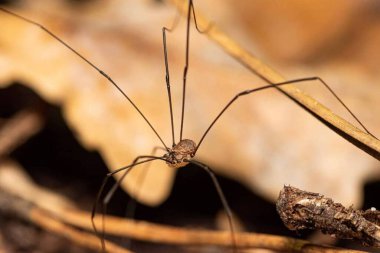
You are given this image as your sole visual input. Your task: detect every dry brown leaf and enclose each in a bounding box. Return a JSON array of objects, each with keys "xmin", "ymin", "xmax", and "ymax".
[
  {"xmin": 0, "ymin": 0, "xmax": 379, "ymax": 206},
  {"xmin": 227, "ymin": 0, "xmax": 365, "ymax": 63}
]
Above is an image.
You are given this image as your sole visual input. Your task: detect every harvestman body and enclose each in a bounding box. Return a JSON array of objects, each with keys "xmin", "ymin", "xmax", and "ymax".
[
  {"xmin": 164, "ymin": 139, "xmax": 196, "ymax": 169},
  {"xmin": 0, "ymin": 0, "xmax": 376, "ymax": 252}
]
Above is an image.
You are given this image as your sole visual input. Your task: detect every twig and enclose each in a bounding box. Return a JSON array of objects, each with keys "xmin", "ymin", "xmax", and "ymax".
[
  {"xmin": 62, "ymin": 209, "xmax": 367, "ymax": 253},
  {"xmin": 0, "ymin": 161, "xmax": 367, "ymax": 252},
  {"xmin": 0, "ymin": 159, "xmax": 75, "ymax": 215},
  {"xmin": 0, "ymin": 108, "xmax": 44, "ymax": 157},
  {"xmin": 277, "ymin": 186, "xmax": 380, "ymax": 248},
  {"xmin": 30, "ymin": 208, "xmax": 133, "ymax": 253},
  {"xmin": 0, "ymin": 162, "xmax": 133, "ymax": 253},
  {"xmin": 168, "ymin": 0, "xmax": 380, "ymax": 161}
]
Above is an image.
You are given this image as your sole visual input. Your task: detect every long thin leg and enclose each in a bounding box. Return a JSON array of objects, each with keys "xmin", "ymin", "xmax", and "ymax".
[
  {"xmin": 179, "ymin": 0, "xmax": 192, "ymax": 141},
  {"xmin": 162, "ymin": 7, "xmax": 181, "ymax": 147},
  {"xmin": 0, "ymin": 7, "xmax": 169, "ymax": 151},
  {"xmin": 91, "ymin": 155, "xmax": 166, "ymax": 251},
  {"xmin": 187, "ymin": 159, "xmax": 238, "ymax": 253},
  {"xmin": 125, "ymin": 147, "xmax": 166, "ymax": 220},
  {"xmin": 190, "ymin": 0, "xmax": 213, "ymax": 34},
  {"xmin": 195, "ymin": 76, "xmax": 377, "ymax": 153},
  {"xmin": 163, "ymin": 27, "xmax": 176, "ymax": 147},
  {"xmin": 164, "ymin": 0, "xmax": 209, "ymax": 145},
  {"xmin": 178, "ymin": 0, "xmax": 211, "ymax": 142},
  {"xmin": 122, "ymin": 147, "xmax": 166, "ymax": 249}
]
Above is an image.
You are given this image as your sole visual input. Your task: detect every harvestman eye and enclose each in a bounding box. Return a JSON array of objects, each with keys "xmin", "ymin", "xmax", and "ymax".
[{"xmin": 0, "ymin": 0, "xmax": 377, "ymax": 252}]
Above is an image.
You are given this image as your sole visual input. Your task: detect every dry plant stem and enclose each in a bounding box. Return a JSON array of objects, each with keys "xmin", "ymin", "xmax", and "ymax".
[
  {"xmin": 0, "ymin": 185, "xmax": 133, "ymax": 253},
  {"xmin": 277, "ymin": 186, "xmax": 380, "ymax": 248},
  {"xmin": 0, "ymin": 161, "xmax": 366, "ymax": 252},
  {"xmin": 0, "ymin": 108, "xmax": 44, "ymax": 157},
  {"xmin": 30, "ymin": 208, "xmax": 133, "ymax": 253},
  {"xmin": 168, "ymin": 0, "xmax": 380, "ymax": 160},
  {"xmin": 62, "ymin": 209, "xmax": 365, "ymax": 253}
]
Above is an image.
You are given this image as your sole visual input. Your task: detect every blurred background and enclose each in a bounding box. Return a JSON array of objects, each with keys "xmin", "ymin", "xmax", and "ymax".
[{"xmin": 0, "ymin": 0, "xmax": 379, "ymax": 252}]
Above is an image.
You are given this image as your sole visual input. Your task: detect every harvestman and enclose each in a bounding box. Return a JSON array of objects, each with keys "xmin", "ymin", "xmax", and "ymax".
[{"xmin": 0, "ymin": 0, "xmax": 376, "ymax": 252}]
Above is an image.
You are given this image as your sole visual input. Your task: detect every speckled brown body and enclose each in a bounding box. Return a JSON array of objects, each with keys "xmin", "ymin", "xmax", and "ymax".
[{"xmin": 164, "ymin": 139, "xmax": 196, "ymax": 169}]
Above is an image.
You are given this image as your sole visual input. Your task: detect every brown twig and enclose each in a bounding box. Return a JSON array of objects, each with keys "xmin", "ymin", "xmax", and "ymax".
[
  {"xmin": 30, "ymin": 208, "xmax": 133, "ymax": 253},
  {"xmin": 62, "ymin": 209, "xmax": 367, "ymax": 253},
  {"xmin": 0, "ymin": 161, "xmax": 367, "ymax": 253},
  {"xmin": 0, "ymin": 108, "xmax": 44, "ymax": 157},
  {"xmin": 168, "ymin": 0, "xmax": 380, "ymax": 161},
  {"xmin": 277, "ymin": 186, "xmax": 380, "ymax": 248},
  {"xmin": 0, "ymin": 162, "xmax": 133, "ymax": 253}
]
